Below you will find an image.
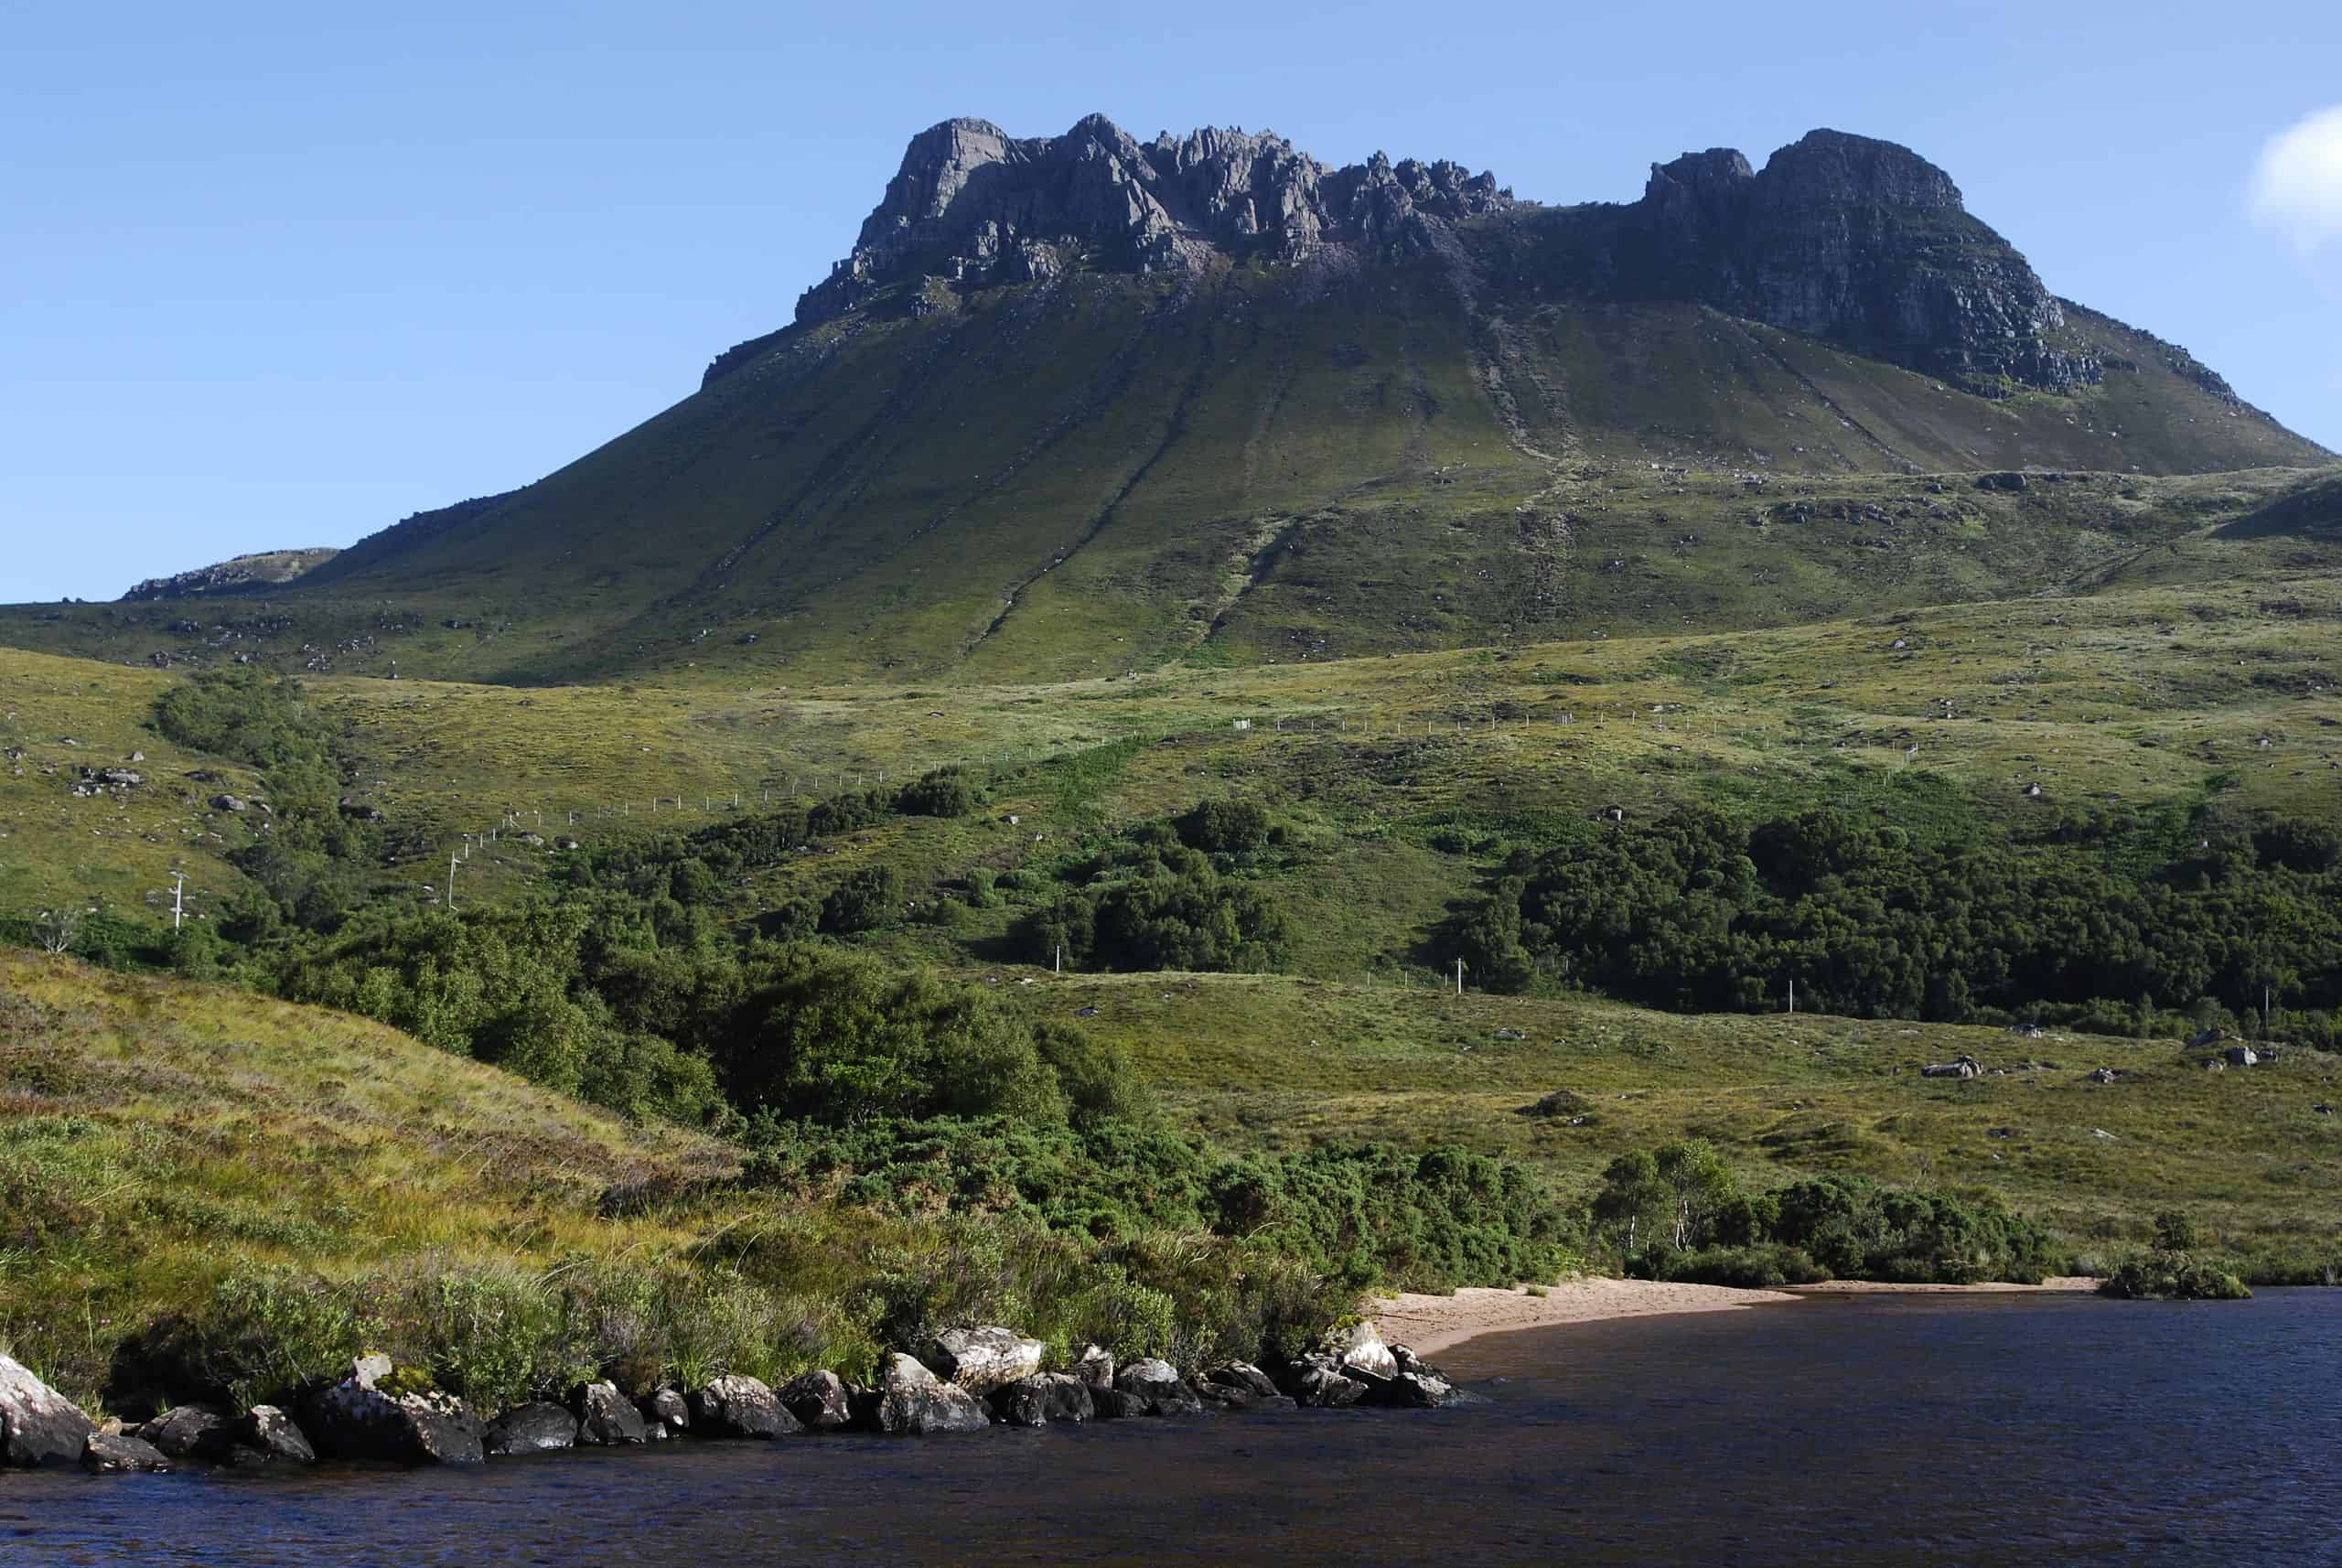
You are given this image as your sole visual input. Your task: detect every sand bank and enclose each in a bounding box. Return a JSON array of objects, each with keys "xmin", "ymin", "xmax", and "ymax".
[
  {"xmin": 1369, "ymin": 1276, "xmax": 2103, "ymax": 1359},
  {"xmin": 1368, "ymin": 1279, "xmax": 1798, "ymax": 1359}
]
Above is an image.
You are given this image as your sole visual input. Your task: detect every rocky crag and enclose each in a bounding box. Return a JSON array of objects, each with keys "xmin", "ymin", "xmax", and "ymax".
[{"xmin": 732, "ymin": 116, "xmax": 2099, "ymax": 399}]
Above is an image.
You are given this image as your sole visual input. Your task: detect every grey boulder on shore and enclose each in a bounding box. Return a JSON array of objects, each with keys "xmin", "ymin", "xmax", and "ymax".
[
  {"xmin": 688, "ymin": 1373, "xmax": 801, "ymax": 1439},
  {"xmin": 303, "ymin": 1354, "xmax": 485, "ymax": 1466},
  {"xmin": 1, "ymin": 1352, "xmax": 96, "ymax": 1466},
  {"xmin": 876, "ymin": 1353, "xmax": 990, "ymax": 1434},
  {"xmin": 925, "ymin": 1326, "xmax": 1044, "ymax": 1396}
]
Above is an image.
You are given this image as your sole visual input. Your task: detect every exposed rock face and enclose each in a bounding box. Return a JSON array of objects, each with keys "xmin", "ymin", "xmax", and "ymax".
[
  {"xmin": 786, "ymin": 114, "xmax": 1510, "ymax": 333},
  {"xmin": 777, "ymin": 1369, "xmax": 854, "ymax": 1431},
  {"xmin": 1624, "ymin": 129, "xmax": 2093, "ymax": 393},
  {"xmin": 687, "ymin": 1374, "xmax": 800, "ymax": 1439},
  {"xmin": 1, "ymin": 1355, "xmax": 97, "ymax": 1466},
  {"xmin": 745, "ymin": 117, "xmax": 2097, "ymax": 401},
  {"xmin": 926, "ymin": 1326, "xmax": 1044, "ymax": 1396},
  {"xmin": 122, "ymin": 547, "xmax": 338, "ymax": 603},
  {"xmin": 875, "ymin": 1352, "xmax": 990, "ymax": 1434},
  {"xmin": 485, "ymin": 1402, "xmax": 580, "ymax": 1455}
]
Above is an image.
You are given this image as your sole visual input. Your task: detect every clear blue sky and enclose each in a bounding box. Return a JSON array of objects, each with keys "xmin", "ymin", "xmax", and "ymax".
[{"xmin": 5, "ymin": 0, "xmax": 2337, "ymax": 602}]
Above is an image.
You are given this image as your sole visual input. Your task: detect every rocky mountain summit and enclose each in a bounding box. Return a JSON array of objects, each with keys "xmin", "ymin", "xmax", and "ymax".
[
  {"xmin": 1617, "ymin": 130, "xmax": 2091, "ymax": 392},
  {"xmin": 790, "ymin": 113, "xmax": 1513, "ymax": 328},
  {"xmin": 763, "ymin": 116, "xmax": 2095, "ymax": 398}
]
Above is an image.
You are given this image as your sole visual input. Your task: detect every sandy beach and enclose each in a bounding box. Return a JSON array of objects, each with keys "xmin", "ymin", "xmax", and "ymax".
[
  {"xmin": 1369, "ymin": 1276, "xmax": 2103, "ymax": 1359},
  {"xmin": 1368, "ymin": 1279, "xmax": 1799, "ymax": 1359}
]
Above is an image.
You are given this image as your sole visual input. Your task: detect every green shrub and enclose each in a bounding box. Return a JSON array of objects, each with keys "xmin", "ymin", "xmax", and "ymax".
[
  {"xmin": 2098, "ymin": 1251, "xmax": 2252, "ymax": 1301},
  {"xmin": 897, "ymin": 768, "xmax": 977, "ymax": 819}
]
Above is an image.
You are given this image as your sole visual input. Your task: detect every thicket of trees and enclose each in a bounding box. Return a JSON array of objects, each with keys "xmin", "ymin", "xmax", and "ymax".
[
  {"xmin": 152, "ymin": 667, "xmax": 384, "ymax": 935},
  {"xmin": 1457, "ymin": 801, "xmax": 2342, "ymax": 1040},
  {"xmin": 1589, "ymin": 1139, "xmax": 2056, "ymax": 1286},
  {"xmin": 1017, "ymin": 823, "xmax": 1291, "ymax": 972}
]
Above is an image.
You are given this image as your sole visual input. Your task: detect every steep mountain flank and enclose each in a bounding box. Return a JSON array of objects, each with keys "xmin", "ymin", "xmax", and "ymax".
[{"xmin": 5, "ymin": 114, "xmax": 2330, "ymax": 685}]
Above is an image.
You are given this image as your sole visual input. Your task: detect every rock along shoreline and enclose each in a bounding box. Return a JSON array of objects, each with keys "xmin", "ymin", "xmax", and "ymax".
[{"xmin": 3, "ymin": 1319, "xmax": 1477, "ymax": 1476}]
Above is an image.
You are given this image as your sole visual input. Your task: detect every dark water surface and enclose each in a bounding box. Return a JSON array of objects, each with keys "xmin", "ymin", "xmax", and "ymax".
[{"xmin": 11, "ymin": 1291, "xmax": 2341, "ymax": 1566}]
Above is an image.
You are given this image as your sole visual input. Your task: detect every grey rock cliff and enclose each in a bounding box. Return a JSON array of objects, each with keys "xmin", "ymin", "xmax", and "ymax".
[
  {"xmin": 1620, "ymin": 129, "xmax": 2094, "ymax": 392},
  {"xmin": 790, "ymin": 113, "xmax": 1511, "ymax": 328}
]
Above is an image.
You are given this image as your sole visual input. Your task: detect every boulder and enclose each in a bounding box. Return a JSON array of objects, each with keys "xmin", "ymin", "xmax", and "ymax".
[
  {"xmin": 1278, "ymin": 1357, "xmax": 1369, "ymax": 1409},
  {"xmin": 990, "ymin": 1373, "xmax": 1093, "ymax": 1427},
  {"xmin": 209, "ymin": 793, "xmax": 248, "ymax": 813},
  {"xmin": 926, "ymin": 1326, "xmax": 1044, "ymax": 1396},
  {"xmin": 0, "ymin": 1366, "xmax": 92, "ymax": 1478},
  {"xmin": 485, "ymin": 1403, "xmax": 579, "ymax": 1456},
  {"xmin": 140, "ymin": 1403, "xmax": 228, "ymax": 1460},
  {"xmin": 1333, "ymin": 1322, "xmax": 1398, "ymax": 1380},
  {"xmin": 1379, "ymin": 1369, "xmax": 1474, "ymax": 1409},
  {"xmin": 1113, "ymin": 1359, "xmax": 1202, "ymax": 1415},
  {"xmin": 875, "ymin": 1352, "xmax": 989, "ymax": 1434},
  {"xmin": 639, "ymin": 1387, "xmax": 690, "ymax": 1440},
  {"xmin": 304, "ymin": 1358, "xmax": 485, "ymax": 1466},
  {"xmin": 1204, "ymin": 1362, "xmax": 1281, "ymax": 1401},
  {"xmin": 1074, "ymin": 1344, "xmax": 1115, "ymax": 1394},
  {"xmin": 575, "ymin": 1380, "xmax": 647, "ymax": 1445},
  {"xmin": 227, "ymin": 1404, "xmax": 315, "ymax": 1465},
  {"xmin": 778, "ymin": 1369, "xmax": 853, "ymax": 1432},
  {"xmin": 1088, "ymin": 1387, "xmax": 1146, "ymax": 1420},
  {"xmin": 81, "ymin": 1432, "xmax": 171, "ymax": 1473},
  {"xmin": 688, "ymin": 1374, "xmax": 800, "ymax": 1439}
]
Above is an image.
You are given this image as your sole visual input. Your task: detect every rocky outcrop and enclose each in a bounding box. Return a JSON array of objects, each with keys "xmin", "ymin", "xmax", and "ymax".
[
  {"xmin": 777, "ymin": 114, "xmax": 1510, "ymax": 338},
  {"xmin": 122, "ymin": 547, "xmax": 339, "ymax": 602},
  {"xmin": 777, "ymin": 1369, "xmax": 854, "ymax": 1431},
  {"xmin": 485, "ymin": 1403, "xmax": 579, "ymax": 1455},
  {"xmin": 303, "ymin": 1357, "xmax": 485, "ymax": 1466},
  {"xmin": 1622, "ymin": 129, "xmax": 2094, "ymax": 393},
  {"xmin": 1, "ymin": 1354, "xmax": 95, "ymax": 1466},
  {"xmin": 743, "ymin": 117, "xmax": 2097, "ymax": 401},
  {"xmin": 687, "ymin": 1374, "xmax": 800, "ymax": 1439},
  {"xmin": 875, "ymin": 1352, "xmax": 990, "ymax": 1434},
  {"xmin": 926, "ymin": 1326, "xmax": 1044, "ymax": 1396}
]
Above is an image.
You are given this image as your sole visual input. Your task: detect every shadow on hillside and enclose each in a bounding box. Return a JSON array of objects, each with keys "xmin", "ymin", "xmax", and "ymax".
[{"xmin": 2211, "ymin": 475, "xmax": 2342, "ymax": 541}]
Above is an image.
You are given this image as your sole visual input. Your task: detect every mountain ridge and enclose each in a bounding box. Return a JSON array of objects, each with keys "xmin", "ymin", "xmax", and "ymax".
[{"xmin": 5, "ymin": 113, "xmax": 2332, "ymax": 686}]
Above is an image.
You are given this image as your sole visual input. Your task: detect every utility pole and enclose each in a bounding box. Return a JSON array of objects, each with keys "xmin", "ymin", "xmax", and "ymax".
[
  {"xmin": 1055, "ymin": 943, "xmax": 1063, "ymax": 975},
  {"xmin": 167, "ymin": 871, "xmax": 187, "ymax": 931},
  {"xmin": 1455, "ymin": 957, "xmax": 1465, "ymax": 997},
  {"xmin": 1789, "ymin": 978, "xmax": 1796, "ymax": 1015},
  {"xmin": 448, "ymin": 852, "xmax": 458, "ymax": 908}
]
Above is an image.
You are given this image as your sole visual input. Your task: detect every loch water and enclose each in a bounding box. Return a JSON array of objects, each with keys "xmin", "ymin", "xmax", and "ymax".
[{"xmin": 11, "ymin": 1290, "xmax": 2340, "ymax": 1567}]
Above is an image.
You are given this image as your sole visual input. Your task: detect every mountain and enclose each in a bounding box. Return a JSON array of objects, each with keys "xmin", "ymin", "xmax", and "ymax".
[{"xmin": 5, "ymin": 116, "xmax": 2333, "ymax": 685}]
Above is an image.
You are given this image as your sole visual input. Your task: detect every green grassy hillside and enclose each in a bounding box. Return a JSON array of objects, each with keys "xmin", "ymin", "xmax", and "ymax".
[{"xmin": 1, "ymin": 261, "xmax": 2325, "ymax": 689}]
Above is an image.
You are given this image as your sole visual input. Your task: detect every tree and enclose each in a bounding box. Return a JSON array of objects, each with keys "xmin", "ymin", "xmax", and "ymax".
[
  {"xmin": 1590, "ymin": 1150, "xmax": 1669, "ymax": 1258},
  {"xmin": 36, "ymin": 905, "xmax": 85, "ymax": 955},
  {"xmin": 1653, "ymin": 1139, "xmax": 1739, "ymax": 1250}
]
